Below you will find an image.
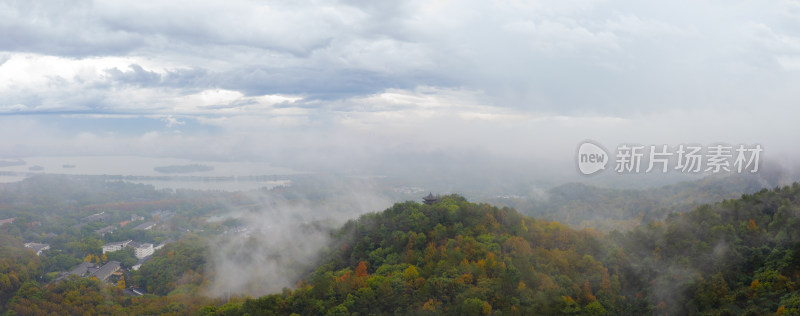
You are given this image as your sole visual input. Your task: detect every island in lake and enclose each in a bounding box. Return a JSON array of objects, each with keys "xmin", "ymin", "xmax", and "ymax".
[{"xmin": 153, "ymin": 164, "xmax": 214, "ymax": 174}]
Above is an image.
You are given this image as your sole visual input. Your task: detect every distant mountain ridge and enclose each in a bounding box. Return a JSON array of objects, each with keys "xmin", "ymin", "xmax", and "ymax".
[{"xmin": 489, "ymin": 165, "xmax": 797, "ymax": 231}]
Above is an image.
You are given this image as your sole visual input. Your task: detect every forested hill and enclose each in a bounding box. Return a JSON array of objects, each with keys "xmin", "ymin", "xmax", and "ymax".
[
  {"xmin": 206, "ymin": 185, "xmax": 800, "ymax": 315},
  {"xmin": 205, "ymin": 195, "xmax": 630, "ymax": 315},
  {"xmin": 611, "ymin": 183, "xmax": 800, "ymax": 315}
]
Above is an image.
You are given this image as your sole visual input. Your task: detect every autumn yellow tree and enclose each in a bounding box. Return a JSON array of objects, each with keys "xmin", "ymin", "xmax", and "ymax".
[
  {"xmin": 117, "ymin": 276, "xmax": 126, "ymax": 290},
  {"xmin": 402, "ymin": 265, "xmax": 419, "ymax": 281},
  {"xmin": 746, "ymin": 219, "xmax": 759, "ymax": 232}
]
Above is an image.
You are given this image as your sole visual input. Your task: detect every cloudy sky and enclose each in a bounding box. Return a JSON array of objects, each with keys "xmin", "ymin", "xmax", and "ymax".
[{"xmin": 1, "ymin": 0, "xmax": 799, "ymax": 180}]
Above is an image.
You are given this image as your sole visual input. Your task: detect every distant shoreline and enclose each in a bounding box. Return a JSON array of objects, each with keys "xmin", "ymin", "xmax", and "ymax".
[
  {"xmin": 0, "ymin": 159, "xmax": 26, "ymax": 168},
  {"xmin": 153, "ymin": 164, "xmax": 214, "ymax": 174}
]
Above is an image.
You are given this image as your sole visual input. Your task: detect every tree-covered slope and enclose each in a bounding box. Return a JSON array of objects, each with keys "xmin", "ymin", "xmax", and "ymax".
[
  {"xmin": 205, "ymin": 195, "xmax": 629, "ymax": 315},
  {"xmin": 208, "ymin": 184, "xmax": 800, "ymax": 316},
  {"xmin": 612, "ymin": 183, "xmax": 800, "ymax": 315}
]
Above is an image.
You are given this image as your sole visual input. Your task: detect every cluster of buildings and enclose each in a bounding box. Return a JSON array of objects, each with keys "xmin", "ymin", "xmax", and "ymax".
[
  {"xmin": 11, "ymin": 209, "xmax": 180, "ymax": 291},
  {"xmin": 91, "ymin": 211, "xmax": 169, "ymax": 236},
  {"xmin": 52, "ymin": 238, "xmax": 170, "ymax": 285},
  {"xmin": 102, "ymin": 240, "xmax": 160, "ymax": 259},
  {"xmin": 78, "ymin": 210, "xmax": 175, "ymax": 234},
  {"xmin": 102, "ymin": 239, "xmax": 167, "ymax": 271},
  {"xmin": 118, "ymin": 212, "xmax": 169, "ymax": 231}
]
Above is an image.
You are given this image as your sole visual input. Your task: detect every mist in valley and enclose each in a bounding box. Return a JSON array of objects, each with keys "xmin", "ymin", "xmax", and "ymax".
[{"xmin": 203, "ymin": 178, "xmax": 395, "ymax": 297}]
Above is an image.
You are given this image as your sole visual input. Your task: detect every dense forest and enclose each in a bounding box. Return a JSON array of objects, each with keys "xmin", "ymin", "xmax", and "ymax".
[
  {"xmin": 1, "ymin": 176, "xmax": 800, "ymax": 315},
  {"xmin": 612, "ymin": 184, "xmax": 800, "ymax": 315},
  {"xmin": 201, "ymin": 184, "xmax": 800, "ymax": 315},
  {"xmin": 203, "ymin": 195, "xmax": 623, "ymax": 315}
]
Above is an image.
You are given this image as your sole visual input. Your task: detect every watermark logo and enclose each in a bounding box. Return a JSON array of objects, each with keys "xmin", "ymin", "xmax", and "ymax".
[
  {"xmin": 576, "ymin": 141, "xmax": 763, "ymax": 175},
  {"xmin": 577, "ymin": 141, "xmax": 609, "ymax": 175}
]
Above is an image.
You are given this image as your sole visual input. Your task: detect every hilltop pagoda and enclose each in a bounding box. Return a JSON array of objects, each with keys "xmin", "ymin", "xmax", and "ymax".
[{"xmin": 423, "ymin": 192, "xmax": 438, "ymax": 205}]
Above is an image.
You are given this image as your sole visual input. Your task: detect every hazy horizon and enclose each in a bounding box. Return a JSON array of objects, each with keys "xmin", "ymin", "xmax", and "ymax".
[{"xmin": 3, "ymin": 0, "xmax": 800, "ymax": 189}]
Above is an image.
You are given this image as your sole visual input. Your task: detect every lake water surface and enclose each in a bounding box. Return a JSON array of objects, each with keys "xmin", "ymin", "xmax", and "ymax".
[{"xmin": 0, "ymin": 156, "xmax": 298, "ymax": 191}]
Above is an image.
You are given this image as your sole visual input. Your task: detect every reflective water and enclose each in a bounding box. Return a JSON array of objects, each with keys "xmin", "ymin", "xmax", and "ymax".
[{"xmin": 0, "ymin": 156, "xmax": 297, "ymax": 191}]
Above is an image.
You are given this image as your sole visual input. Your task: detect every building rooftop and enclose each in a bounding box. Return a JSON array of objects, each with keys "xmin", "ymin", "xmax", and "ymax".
[
  {"xmin": 95, "ymin": 225, "xmax": 116, "ymax": 235},
  {"xmin": 67, "ymin": 262, "xmax": 96, "ymax": 277},
  {"xmin": 103, "ymin": 240, "xmax": 132, "ymax": 248},
  {"xmin": 128, "ymin": 241, "xmax": 153, "ymax": 249},
  {"xmin": 90, "ymin": 261, "xmax": 120, "ymax": 282},
  {"xmin": 81, "ymin": 212, "xmax": 110, "ymax": 223},
  {"xmin": 57, "ymin": 261, "xmax": 122, "ymax": 283},
  {"xmin": 132, "ymin": 221, "xmax": 156, "ymax": 231}
]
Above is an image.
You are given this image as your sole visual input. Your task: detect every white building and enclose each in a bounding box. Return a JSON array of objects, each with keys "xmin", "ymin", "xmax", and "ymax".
[
  {"xmin": 102, "ymin": 240, "xmax": 132, "ymax": 254},
  {"xmin": 102, "ymin": 240, "xmax": 155, "ymax": 259},
  {"xmin": 128, "ymin": 242, "xmax": 154, "ymax": 259}
]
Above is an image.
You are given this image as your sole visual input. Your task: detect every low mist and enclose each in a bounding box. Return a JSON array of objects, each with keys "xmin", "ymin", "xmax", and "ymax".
[{"xmin": 204, "ymin": 179, "xmax": 394, "ymax": 297}]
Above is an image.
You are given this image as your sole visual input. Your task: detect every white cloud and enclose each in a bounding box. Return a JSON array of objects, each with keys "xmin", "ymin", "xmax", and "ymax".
[{"xmin": 162, "ymin": 115, "xmax": 185, "ymax": 128}]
